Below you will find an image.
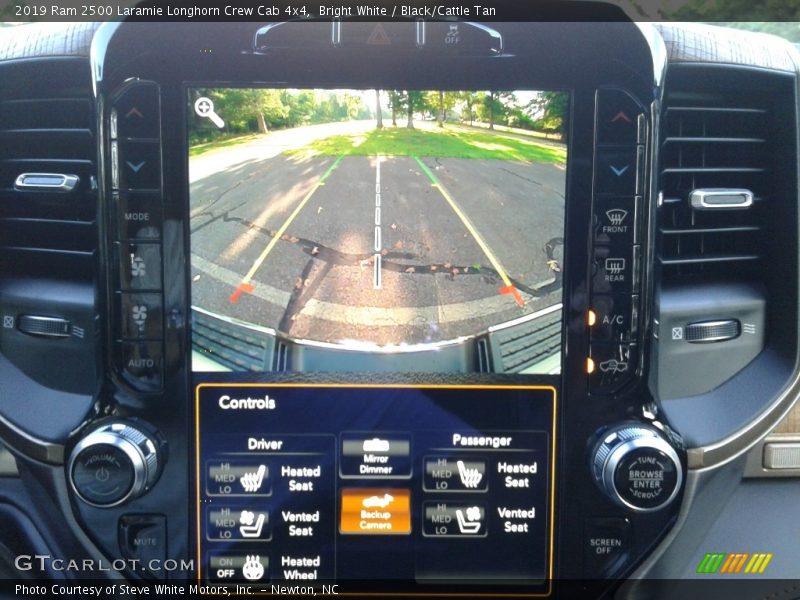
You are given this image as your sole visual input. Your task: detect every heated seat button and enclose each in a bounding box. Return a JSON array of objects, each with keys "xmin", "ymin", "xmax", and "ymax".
[
  {"xmin": 596, "ymin": 147, "xmax": 642, "ymax": 196},
  {"xmin": 119, "ymin": 515, "xmax": 167, "ymax": 579},
  {"xmin": 588, "ymin": 343, "xmax": 636, "ymax": 393},
  {"xmin": 116, "ymin": 193, "xmax": 162, "ymax": 241},
  {"xmin": 584, "ymin": 517, "xmax": 630, "ymax": 577},
  {"xmin": 118, "ymin": 242, "xmax": 162, "ymax": 291},
  {"xmin": 592, "ymin": 246, "xmax": 638, "ymax": 294},
  {"xmin": 118, "ymin": 341, "xmax": 163, "ymax": 392},
  {"xmin": 113, "ymin": 84, "xmax": 160, "ymax": 140},
  {"xmin": 590, "ymin": 295, "xmax": 638, "ymax": 342},
  {"xmin": 593, "ymin": 197, "xmax": 638, "ymax": 245},
  {"xmin": 596, "ymin": 89, "xmax": 644, "ymax": 145}
]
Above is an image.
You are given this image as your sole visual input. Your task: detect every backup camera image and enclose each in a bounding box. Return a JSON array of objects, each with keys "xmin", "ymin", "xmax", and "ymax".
[{"xmin": 189, "ymin": 88, "xmax": 567, "ymax": 373}]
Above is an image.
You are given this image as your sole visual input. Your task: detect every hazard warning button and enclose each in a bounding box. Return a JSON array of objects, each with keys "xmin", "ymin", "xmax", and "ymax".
[{"xmin": 341, "ymin": 22, "xmax": 417, "ymax": 48}]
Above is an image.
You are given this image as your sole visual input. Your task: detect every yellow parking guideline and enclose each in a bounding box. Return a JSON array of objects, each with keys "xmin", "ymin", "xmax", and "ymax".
[
  {"xmin": 413, "ymin": 155, "xmax": 514, "ymax": 290},
  {"xmin": 241, "ymin": 154, "xmax": 344, "ymax": 285}
]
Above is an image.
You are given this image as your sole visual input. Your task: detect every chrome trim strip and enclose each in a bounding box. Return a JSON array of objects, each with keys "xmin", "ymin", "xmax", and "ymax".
[
  {"xmin": 488, "ymin": 303, "xmax": 562, "ymax": 333},
  {"xmin": 689, "ymin": 188, "xmax": 753, "ymax": 210},
  {"xmin": 14, "ymin": 173, "xmax": 79, "ymax": 192}
]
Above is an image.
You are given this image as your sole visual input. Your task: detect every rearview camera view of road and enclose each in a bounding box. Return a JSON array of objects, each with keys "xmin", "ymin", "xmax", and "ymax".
[{"xmin": 189, "ymin": 88, "xmax": 567, "ymax": 374}]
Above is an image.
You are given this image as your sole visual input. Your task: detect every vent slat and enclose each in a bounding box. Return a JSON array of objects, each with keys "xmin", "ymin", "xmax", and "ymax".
[
  {"xmin": 662, "ymin": 167, "xmax": 764, "ymax": 174},
  {"xmin": 0, "ymin": 59, "xmax": 97, "ymax": 282},
  {"xmin": 663, "ymin": 136, "xmax": 765, "ymax": 144},
  {"xmin": 659, "ymin": 254, "xmax": 761, "ymax": 266},
  {"xmin": 659, "ymin": 225, "xmax": 761, "ymax": 235},
  {"xmin": 665, "ymin": 106, "xmax": 767, "ymax": 115},
  {"xmin": 659, "ymin": 77, "xmax": 771, "ymax": 279}
]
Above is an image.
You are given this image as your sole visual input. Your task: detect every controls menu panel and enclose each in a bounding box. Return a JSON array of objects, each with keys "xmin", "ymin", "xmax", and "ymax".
[{"xmin": 196, "ymin": 383, "xmax": 556, "ymax": 595}]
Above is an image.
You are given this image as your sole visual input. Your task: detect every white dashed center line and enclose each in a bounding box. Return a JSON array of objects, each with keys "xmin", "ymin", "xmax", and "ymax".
[{"xmin": 373, "ymin": 155, "xmax": 382, "ymax": 289}]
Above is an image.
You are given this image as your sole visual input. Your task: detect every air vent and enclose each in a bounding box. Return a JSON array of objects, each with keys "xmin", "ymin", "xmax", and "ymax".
[
  {"xmin": 192, "ymin": 308, "xmax": 270, "ymax": 371},
  {"xmin": 0, "ymin": 59, "xmax": 96, "ymax": 281},
  {"xmin": 658, "ymin": 73, "xmax": 776, "ymax": 280},
  {"xmin": 651, "ymin": 65, "xmax": 797, "ymax": 401}
]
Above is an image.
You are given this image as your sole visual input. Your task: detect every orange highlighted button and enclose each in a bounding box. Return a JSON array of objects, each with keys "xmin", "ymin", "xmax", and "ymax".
[{"xmin": 340, "ymin": 488, "xmax": 411, "ymax": 535}]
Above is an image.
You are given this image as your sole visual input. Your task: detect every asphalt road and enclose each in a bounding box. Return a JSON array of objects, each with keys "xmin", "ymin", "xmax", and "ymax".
[{"xmin": 190, "ymin": 152, "xmax": 564, "ymax": 347}]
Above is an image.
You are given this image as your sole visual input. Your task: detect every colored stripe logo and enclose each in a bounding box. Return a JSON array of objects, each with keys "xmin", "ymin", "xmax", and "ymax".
[{"xmin": 697, "ymin": 552, "xmax": 772, "ymax": 574}]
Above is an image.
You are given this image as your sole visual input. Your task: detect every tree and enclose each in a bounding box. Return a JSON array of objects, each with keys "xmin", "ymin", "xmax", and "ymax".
[
  {"xmin": 533, "ymin": 91, "xmax": 569, "ymax": 136},
  {"xmin": 375, "ymin": 89, "xmax": 383, "ymax": 129},
  {"xmin": 479, "ymin": 91, "xmax": 514, "ymax": 130},
  {"xmin": 405, "ymin": 91, "xmax": 425, "ymax": 129},
  {"xmin": 458, "ymin": 92, "xmax": 480, "ymax": 126},
  {"xmin": 427, "ymin": 91, "xmax": 458, "ymax": 127},
  {"xmin": 387, "ymin": 91, "xmax": 404, "ymax": 126}
]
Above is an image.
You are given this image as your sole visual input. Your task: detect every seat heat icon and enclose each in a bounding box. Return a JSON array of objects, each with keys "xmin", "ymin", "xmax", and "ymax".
[
  {"xmin": 456, "ymin": 460, "xmax": 483, "ymax": 489},
  {"xmin": 240, "ymin": 464, "xmax": 266, "ymax": 493}
]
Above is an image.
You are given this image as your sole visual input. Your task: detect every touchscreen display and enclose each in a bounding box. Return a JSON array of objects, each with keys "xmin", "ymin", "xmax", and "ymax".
[
  {"xmin": 188, "ymin": 88, "xmax": 567, "ymax": 374},
  {"xmin": 196, "ymin": 383, "xmax": 556, "ymax": 595}
]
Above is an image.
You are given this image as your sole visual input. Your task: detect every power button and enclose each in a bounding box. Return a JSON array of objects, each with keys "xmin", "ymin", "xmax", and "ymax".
[{"xmin": 71, "ymin": 444, "xmax": 135, "ymax": 506}]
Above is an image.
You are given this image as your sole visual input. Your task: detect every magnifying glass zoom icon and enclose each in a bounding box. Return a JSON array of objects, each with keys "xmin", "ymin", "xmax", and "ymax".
[{"xmin": 194, "ymin": 97, "xmax": 225, "ymax": 129}]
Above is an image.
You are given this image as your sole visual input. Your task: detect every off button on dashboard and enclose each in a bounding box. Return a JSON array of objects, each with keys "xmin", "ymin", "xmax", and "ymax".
[{"xmin": 71, "ymin": 444, "xmax": 135, "ymax": 506}]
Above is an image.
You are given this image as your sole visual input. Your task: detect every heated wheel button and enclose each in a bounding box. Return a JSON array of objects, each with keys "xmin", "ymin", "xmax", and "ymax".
[{"xmin": 71, "ymin": 444, "xmax": 135, "ymax": 506}]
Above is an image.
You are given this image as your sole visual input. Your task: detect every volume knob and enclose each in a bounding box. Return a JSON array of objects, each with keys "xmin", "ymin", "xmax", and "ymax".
[
  {"xmin": 68, "ymin": 421, "xmax": 163, "ymax": 507},
  {"xmin": 591, "ymin": 425, "xmax": 682, "ymax": 512}
]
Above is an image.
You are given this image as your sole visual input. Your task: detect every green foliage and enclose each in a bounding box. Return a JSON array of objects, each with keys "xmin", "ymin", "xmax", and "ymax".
[
  {"xmin": 188, "ymin": 88, "xmax": 570, "ymax": 146},
  {"xmin": 287, "ymin": 126, "xmax": 566, "ymax": 165},
  {"xmin": 188, "ymin": 88, "xmax": 373, "ymax": 145}
]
